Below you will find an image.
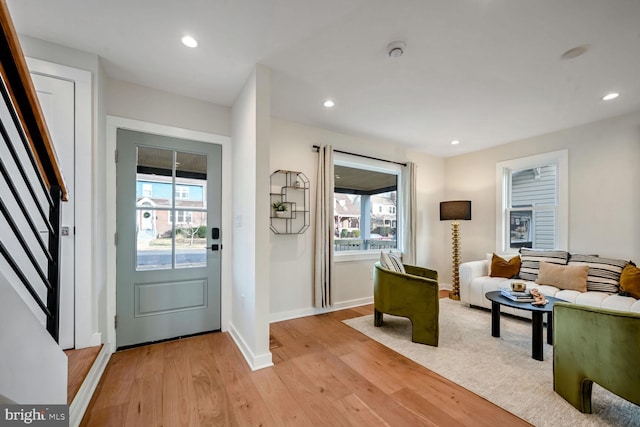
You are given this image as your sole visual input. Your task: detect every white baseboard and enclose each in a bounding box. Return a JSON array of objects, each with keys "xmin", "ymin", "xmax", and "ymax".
[
  {"xmin": 269, "ymin": 296, "xmax": 374, "ymax": 323},
  {"xmin": 227, "ymin": 322, "xmax": 273, "ymax": 371},
  {"xmin": 75, "ymin": 332, "xmax": 102, "ymax": 350},
  {"xmin": 69, "ymin": 342, "xmax": 114, "ymax": 427}
]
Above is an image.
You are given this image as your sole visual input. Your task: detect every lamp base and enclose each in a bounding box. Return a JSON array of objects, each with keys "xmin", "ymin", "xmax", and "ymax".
[{"xmin": 450, "ymin": 221, "xmax": 461, "ymax": 301}]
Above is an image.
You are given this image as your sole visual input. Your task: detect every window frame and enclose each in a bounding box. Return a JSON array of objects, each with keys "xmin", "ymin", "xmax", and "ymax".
[
  {"xmin": 333, "ymin": 152, "xmax": 403, "ymax": 262},
  {"xmin": 495, "ymin": 149, "xmax": 568, "ymax": 253}
]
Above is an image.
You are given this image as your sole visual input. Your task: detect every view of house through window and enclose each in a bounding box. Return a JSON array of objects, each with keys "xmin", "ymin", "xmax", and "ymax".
[
  {"xmin": 135, "ymin": 147, "xmax": 208, "ymax": 270},
  {"xmin": 507, "ymin": 165, "xmax": 557, "ymax": 250},
  {"xmin": 334, "ymin": 163, "xmax": 398, "ymax": 252},
  {"xmin": 497, "ymin": 150, "xmax": 568, "ymax": 252}
]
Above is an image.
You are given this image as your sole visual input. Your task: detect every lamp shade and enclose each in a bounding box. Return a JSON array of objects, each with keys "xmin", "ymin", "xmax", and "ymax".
[{"xmin": 440, "ymin": 200, "xmax": 472, "ymax": 221}]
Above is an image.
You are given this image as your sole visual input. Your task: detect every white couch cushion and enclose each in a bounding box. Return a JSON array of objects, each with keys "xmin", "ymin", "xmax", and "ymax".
[
  {"xmin": 552, "ymin": 289, "xmax": 582, "ymax": 303},
  {"xmin": 601, "ymin": 294, "xmax": 638, "ymax": 312},
  {"xmin": 574, "ymin": 291, "xmax": 611, "ymax": 307}
]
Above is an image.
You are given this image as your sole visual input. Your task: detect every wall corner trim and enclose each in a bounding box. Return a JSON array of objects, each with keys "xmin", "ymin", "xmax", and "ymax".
[{"xmin": 228, "ymin": 322, "xmax": 274, "ymax": 371}]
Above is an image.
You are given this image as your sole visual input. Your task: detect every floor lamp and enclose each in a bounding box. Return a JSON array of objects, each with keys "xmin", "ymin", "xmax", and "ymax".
[{"xmin": 440, "ymin": 201, "xmax": 472, "ymax": 300}]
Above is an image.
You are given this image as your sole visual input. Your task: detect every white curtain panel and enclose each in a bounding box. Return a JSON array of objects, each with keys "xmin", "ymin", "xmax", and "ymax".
[
  {"xmin": 402, "ymin": 162, "xmax": 417, "ymax": 265},
  {"xmin": 314, "ymin": 145, "xmax": 334, "ymax": 308}
]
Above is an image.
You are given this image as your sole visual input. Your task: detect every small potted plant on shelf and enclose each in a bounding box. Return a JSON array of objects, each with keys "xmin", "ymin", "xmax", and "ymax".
[{"xmin": 272, "ymin": 201, "xmax": 288, "ymax": 218}]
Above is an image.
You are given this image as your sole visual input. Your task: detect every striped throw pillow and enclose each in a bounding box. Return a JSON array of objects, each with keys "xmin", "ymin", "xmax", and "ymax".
[
  {"xmin": 568, "ymin": 254, "xmax": 627, "ymax": 293},
  {"xmin": 519, "ymin": 248, "xmax": 569, "ymax": 282},
  {"xmin": 380, "ymin": 251, "xmax": 405, "ymax": 273}
]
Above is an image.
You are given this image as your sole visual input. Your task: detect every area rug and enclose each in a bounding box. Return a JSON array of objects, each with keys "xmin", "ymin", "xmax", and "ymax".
[{"xmin": 343, "ymin": 298, "xmax": 640, "ymax": 427}]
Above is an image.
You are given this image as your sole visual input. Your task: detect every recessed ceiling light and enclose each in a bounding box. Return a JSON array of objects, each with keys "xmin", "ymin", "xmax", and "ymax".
[
  {"xmin": 602, "ymin": 92, "xmax": 619, "ymax": 101},
  {"xmin": 387, "ymin": 41, "xmax": 406, "ymax": 58},
  {"xmin": 451, "ymin": 140, "xmax": 460, "ymax": 145},
  {"xmin": 181, "ymin": 35, "xmax": 198, "ymax": 48},
  {"xmin": 323, "ymin": 100, "xmax": 335, "ymax": 108}
]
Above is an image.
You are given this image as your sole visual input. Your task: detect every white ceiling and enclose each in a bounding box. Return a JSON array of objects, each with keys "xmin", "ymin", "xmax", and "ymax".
[{"xmin": 7, "ymin": 0, "xmax": 640, "ymax": 157}]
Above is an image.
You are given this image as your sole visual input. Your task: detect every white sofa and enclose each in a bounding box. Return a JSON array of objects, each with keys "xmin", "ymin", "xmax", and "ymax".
[{"xmin": 459, "ymin": 258, "xmax": 640, "ymax": 317}]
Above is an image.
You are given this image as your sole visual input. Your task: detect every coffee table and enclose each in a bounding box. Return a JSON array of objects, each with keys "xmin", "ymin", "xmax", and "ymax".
[{"xmin": 484, "ymin": 291, "xmax": 566, "ymax": 361}]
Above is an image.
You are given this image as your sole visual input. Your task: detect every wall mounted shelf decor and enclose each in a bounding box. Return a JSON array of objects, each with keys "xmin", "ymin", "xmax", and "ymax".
[{"xmin": 270, "ymin": 170, "xmax": 310, "ymax": 234}]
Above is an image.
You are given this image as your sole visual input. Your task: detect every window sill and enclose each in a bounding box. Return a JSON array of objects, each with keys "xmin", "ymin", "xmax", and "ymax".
[{"xmin": 335, "ymin": 251, "xmax": 386, "ymax": 263}]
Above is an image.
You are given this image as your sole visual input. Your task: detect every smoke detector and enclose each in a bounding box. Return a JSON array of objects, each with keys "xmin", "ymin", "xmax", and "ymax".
[{"xmin": 387, "ymin": 41, "xmax": 405, "ymax": 58}]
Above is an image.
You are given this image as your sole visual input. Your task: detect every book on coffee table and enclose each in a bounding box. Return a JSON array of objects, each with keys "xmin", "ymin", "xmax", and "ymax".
[{"xmin": 499, "ymin": 287, "xmax": 535, "ymax": 302}]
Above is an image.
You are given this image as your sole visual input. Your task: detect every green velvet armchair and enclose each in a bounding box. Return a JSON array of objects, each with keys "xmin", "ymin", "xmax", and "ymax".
[
  {"xmin": 373, "ymin": 262, "xmax": 439, "ymax": 346},
  {"xmin": 553, "ymin": 302, "xmax": 640, "ymax": 413}
]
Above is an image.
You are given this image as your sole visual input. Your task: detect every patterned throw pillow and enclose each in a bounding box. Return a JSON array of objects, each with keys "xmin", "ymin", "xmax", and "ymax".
[
  {"xmin": 568, "ymin": 254, "xmax": 627, "ymax": 293},
  {"xmin": 519, "ymin": 248, "xmax": 569, "ymax": 282},
  {"xmin": 620, "ymin": 262, "xmax": 640, "ymax": 299},
  {"xmin": 380, "ymin": 251, "xmax": 405, "ymax": 273},
  {"xmin": 489, "ymin": 253, "xmax": 521, "ymax": 278}
]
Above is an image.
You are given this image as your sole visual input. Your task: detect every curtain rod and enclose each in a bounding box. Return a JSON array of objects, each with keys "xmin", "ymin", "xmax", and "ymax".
[{"xmin": 312, "ymin": 145, "xmax": 407, "ymax": 167}]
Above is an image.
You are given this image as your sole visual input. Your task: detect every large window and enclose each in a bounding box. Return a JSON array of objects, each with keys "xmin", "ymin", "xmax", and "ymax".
[
  {"xmin": 333, "ymin": 153, "xmax": 401, "ymax": 253},
  {"xmin": 496, "ymin": 150, "xmax": 568, "ymax": 252}
]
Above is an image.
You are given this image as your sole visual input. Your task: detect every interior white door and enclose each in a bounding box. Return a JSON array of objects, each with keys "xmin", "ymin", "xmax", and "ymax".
[{"xmin": 30, "ymin": 73, "xmax": 75, "ymax": 349}]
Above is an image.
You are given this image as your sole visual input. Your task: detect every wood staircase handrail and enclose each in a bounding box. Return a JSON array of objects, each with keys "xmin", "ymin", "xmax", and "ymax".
[{"xmin": 0, "ymin": 0, "xmax": 68, "ymax": 201}]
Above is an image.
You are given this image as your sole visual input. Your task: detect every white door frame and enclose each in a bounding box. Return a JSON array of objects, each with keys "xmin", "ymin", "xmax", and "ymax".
[
  {"xmin": 105, "ymin": 116, "xmax": 232, "ymax": 350},
  {"xmin": 26, "ymin": 58, "xmax": 99, "ymax": 349}
]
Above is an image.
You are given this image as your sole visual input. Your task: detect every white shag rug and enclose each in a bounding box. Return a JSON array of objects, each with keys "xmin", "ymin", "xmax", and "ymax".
[{"xmin": 343, "ymin": 298, "xmax": 640, "ymax": 427}]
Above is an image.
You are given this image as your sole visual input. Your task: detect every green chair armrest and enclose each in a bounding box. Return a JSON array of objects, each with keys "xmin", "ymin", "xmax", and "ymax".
[{"xmin": 404, "ymin": 263, "xmax": 438, "ymax": 281}]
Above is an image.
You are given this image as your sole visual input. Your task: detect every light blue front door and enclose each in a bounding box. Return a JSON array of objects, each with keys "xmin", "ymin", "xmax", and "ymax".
[{"xmin": 116, "ymin": 129, "xmax": 222, "ymax": 348}]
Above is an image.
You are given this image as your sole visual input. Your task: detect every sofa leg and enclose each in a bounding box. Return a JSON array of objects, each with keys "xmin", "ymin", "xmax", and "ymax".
[{"xmin": 374, "ymin": 309, "xmax": 383, "ymax": 327}]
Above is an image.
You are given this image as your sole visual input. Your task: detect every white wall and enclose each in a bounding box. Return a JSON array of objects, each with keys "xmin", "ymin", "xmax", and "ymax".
[
  {"xmin": 230, "ymin": 65, "xmax": 272, "ymax": 370},
  {"xmin": 444, "ymin": 110, "xmax": 640, "ymax": 284},
  {"xmin": 107, "ymin": 80, "xmax": 231, "ymax": 137},
  {"xmin": 0, "ymin": 271, "xmax": 67, "ymax": 404},
  {"xmin": 268, "ymin": 118, "xmax": 446, "ymax": 320},
  {"xmin": 411, "ymin": 151, "xmax": 447, "ymax": 276}
]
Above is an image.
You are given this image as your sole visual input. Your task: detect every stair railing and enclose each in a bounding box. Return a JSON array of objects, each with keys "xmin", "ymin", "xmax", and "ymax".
[{"xmin": 0, "ymin": 0, "xmax": 68, "ymax": 342}]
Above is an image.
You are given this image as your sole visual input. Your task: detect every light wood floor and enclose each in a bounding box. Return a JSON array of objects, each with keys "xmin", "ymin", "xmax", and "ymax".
[
  {"xmin": 65, "ymin": 345, "xmax": 102, "ymax": 404},
  {"xmin": 80, "ymin": 295, "xmax": 530, "ymax": 426}
]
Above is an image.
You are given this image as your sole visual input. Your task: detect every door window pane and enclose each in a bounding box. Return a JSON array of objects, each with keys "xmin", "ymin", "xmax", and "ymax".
[
  {"xmin": 136, "ymin": 146, "xmax": 174, "ymax": 208},
  {"xmin": 175, "ymin": 211, "xmax": 207, "ymax": 269},
  {"xmin": 136, "ymin": 209, "xmax": 172, "ymax": 270},
  {"xmin": 135, "ymin": 148, "xmax": 208, "ymax": 270},
  {"xmin": 176, "ymin": 151, "xmax": 207, "ymax": 209}
]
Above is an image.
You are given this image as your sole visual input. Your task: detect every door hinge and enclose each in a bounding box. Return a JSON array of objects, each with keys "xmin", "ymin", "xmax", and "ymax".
[
  {"xmin": 114, "ymin": 315, "xmax": 117, "ymax": 329},
  {"xmin": 115, "ymin": 149, "xmax": 118, "ymax": 163},
  {"xmin": 114, "ymin": 232, "xmax": 118, "ymax": 245}
]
